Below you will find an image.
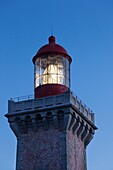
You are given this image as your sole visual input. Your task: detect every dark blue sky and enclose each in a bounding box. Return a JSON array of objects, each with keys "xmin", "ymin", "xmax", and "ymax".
[{"xmin": 0, "ymin": 0, "xmax": 113, "ymax": 169}]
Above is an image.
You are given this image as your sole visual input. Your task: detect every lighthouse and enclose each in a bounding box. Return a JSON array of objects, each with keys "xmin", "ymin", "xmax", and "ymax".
[{"xmin": 6, "ymin": 36, "xmax": 97, "ymax": 170}]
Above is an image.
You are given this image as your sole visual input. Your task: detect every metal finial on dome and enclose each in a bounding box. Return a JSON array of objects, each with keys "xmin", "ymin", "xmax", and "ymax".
[{"xmin": 48, "ymin": 36, "xmax": 56, "ymax": 43}]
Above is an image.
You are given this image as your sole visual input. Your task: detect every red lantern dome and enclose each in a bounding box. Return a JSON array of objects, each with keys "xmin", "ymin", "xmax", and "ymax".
[
  {"xmin": 32, "ymin": 36, "xmax": 72, "ymax": 98},
  {"xmin": 32, "ymin": 36, "xmax": 72, "ymax": 63}
]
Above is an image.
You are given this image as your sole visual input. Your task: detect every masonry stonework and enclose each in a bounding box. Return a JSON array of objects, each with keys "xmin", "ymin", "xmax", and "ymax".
[
  {"xmin": 17, "ymin": 128, "xmax": 62, "ymax": 170},
  {"xmin": 6, "ymin": 91, "xmax": 97, "ymax": 170},
  {"xmin": 67, "ymin": 131, "xmax": 86, "ymax": 170}
]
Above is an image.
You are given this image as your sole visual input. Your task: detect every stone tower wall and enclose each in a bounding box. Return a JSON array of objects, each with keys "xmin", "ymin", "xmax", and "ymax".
[
  {"xmin": 67, "ymin": 131, "xmax": 86, "ymax": 170},
  {"xmin": 6, "ymin": 92, "xmax": 97, "ymax": 170},
  {"xmin": 16, "ymin": 125, "xmax": 86, "ymax": 170},
  {"xmin": 17, "ymin": 128, "xmax": 62, "ymax": 170}
]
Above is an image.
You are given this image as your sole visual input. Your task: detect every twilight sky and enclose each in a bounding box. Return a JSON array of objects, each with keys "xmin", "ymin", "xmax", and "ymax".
[{"xmin": 0, "ymin": 0, "xmax": 113, "ymax": 169}]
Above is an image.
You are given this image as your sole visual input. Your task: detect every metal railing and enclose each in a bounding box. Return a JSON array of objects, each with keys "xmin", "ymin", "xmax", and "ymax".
[
  {"xmin": 10, "ymin": 94, "xmax": 34, "ymax": 102},
  {"xmin": 71, "ymin": 91, "xmax": 94, "ymax": 114},
  {"xmin": 9, "ymin": 91, "xmax": 93, "ymax": 114}
]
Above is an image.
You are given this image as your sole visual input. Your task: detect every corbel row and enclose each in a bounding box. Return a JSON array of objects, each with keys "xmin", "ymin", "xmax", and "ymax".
[
  {"xmin": 8, "ymin": 110, "xmax": 94, "ymax": 146},
  {"xmin": 7, "ymin": 110, "xmax": 65, "ymax": 136},
  {"xmin": 68, "ymin": 112, "xmax": 94, "ymax": 146}
]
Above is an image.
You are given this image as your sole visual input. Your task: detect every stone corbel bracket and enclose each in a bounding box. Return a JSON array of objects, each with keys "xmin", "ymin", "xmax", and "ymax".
[{"xmin": 6, "ymin": 105, "xmax": 97, "ymax": 147}]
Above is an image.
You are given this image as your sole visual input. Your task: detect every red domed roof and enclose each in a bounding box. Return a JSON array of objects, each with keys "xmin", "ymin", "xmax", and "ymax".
[{"xmin": 32, "ymin": 36, "xmax": 72, "ymax": 63}]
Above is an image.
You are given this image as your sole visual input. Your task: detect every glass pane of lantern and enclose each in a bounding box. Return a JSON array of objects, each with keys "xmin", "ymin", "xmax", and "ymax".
[
  {"xmin": 40, "ymin": 67, "xmax": 44, "ymax": 75},
  {"xmin": 58, "ymin": 64, "xmax": 64, "ymax": 75},
  {"xmin": 42, "ymin": 74, "xmax": 47, "ymax": 84},
  {"xmin": 48, "ymin": 74, "xmax": 54, "ymax": 83},
  {"xmin": 48, "ymin": 65, "xmax": 58, "ymax": 74},
  {"xmin": 36, "ymin": 59, "xmax": 40, "ymax": 67},
  {"xmin": 58, "ymin": 75, "xmax": 64, "ymax": 84},
  {"xmin": 41, "ymin": 58, "xmax": 47, "ymax": 68},
  {"xmin": 57, "ymin": 56, "xmax": 64, "ymax": 64},
  {"xmin": 58, "ymin": 56, "xmax": 65, "ymax": 75},
  {"xmin": 66, "ymin": 59, "xmax": 69, "ymax": 78},
  {"xmin": 43, "ymin": 68, "xmax": 58, "ymax": 84},
  {"xmin": 36, "ymin": 77, "xmax": 40, "ymax": 87},
  {"xmin": 39, "ymin": 76, "xmax": 42, "ymax": 85},
  {"xmin": 48, "ymin": 55, "xmax": 57, "ymax": 65},
  {"xmin": 36, "ymin": 68, "xmax": 40, "ymax": 77}
]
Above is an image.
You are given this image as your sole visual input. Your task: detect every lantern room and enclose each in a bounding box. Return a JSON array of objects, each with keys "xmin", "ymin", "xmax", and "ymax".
[{"xmin": 32, "ymin": 36, "xmax": 72, "ymax": 98}]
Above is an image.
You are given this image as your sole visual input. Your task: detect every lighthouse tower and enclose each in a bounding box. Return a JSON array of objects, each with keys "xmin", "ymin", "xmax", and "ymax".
[{"xmin": 6, "ymin": 36, "xmax": 97, "ymax": 170}]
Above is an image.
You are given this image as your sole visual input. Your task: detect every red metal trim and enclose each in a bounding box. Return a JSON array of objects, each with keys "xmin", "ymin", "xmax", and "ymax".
[
  {"xmin": 32, "ymin": 36, "xmax": 72, "ymax": 64},
  {"xmin": 35, "ymin": 84, "xmax": 69, "ymax": 98}
]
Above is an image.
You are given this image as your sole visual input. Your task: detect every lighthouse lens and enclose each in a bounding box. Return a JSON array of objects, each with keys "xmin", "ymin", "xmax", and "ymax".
[
  {"xmin": 34, "ymin": 55, "xmax": 70, "ymax": 88},
  {"xmin": 42, "ymin": 64, "xmax": 64, "ymax": 84}
]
